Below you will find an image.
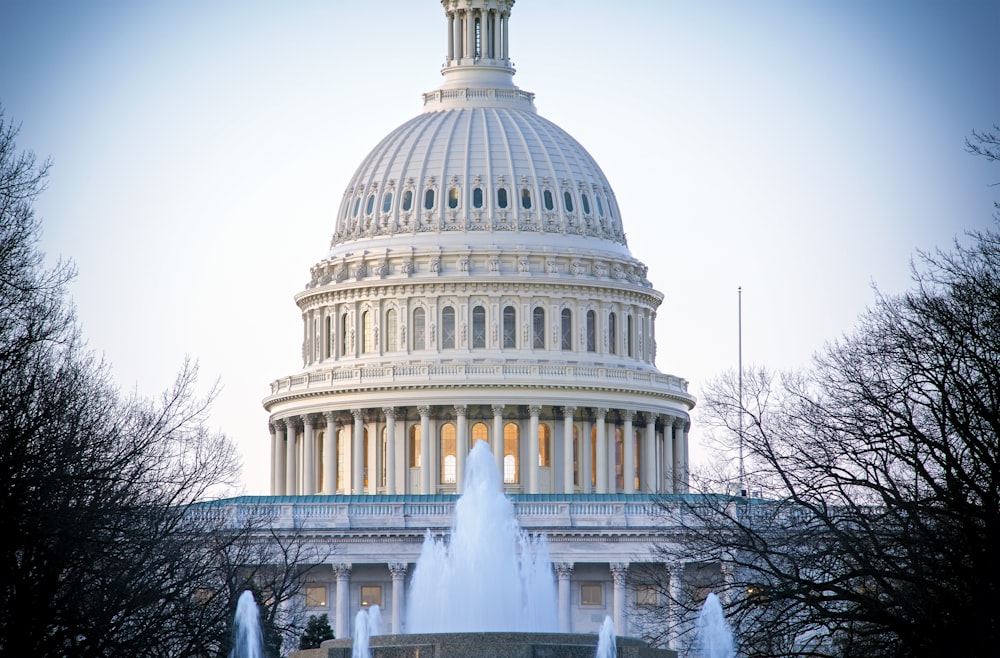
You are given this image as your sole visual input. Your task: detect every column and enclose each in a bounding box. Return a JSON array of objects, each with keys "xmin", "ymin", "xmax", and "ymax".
[
  {"xmin": 528, "ymin": 405, "xmax": 541, "ymax": 494},
  {"xmin": 418, "ymin": 406, "xmax": 431, "ymax": 495},
  {"xmin": 492, "ymin": 404, "xmax": 504, "ymax": 478},
  {"xmin": 595, "ymin": 409, "xmax": 608, "ymax": 494},
  {"xmin": 453, "ymin": 7, "xmax": 464, "ymax": 59},
  {"xmin": 389, "ymin": 563, "xmax": 408, "ymax": 634},
  {"xmin": 273, "ymin": 420, "xmax": 286, "ymax": 496},
  {"xmin": 581, "ymin": 415, "xmax": 592, "ymax": 494},
  {"xmin": 352, "ymin": 409, "xmax": 364, "ymax": 494},
  {"xmin": 333, "ymin": 564, "xmax": 351, "ymax": 639},
  {"xmin": 610, "ymin": 563, "xmax": 628, "ymax": 636},
  {"xmin": 672, "ymin": 420, "xmax": 685, "ymax": 494},
  {"xmin": 323, "ymin": 412, "xmax": 337, "ymax": 494},
  {"xmin": 663, "ymin": 417, "xmax": 675, "ymax": 494},
  {"xmin": 492, "ymin": 8, "xmax": 501, "ymax": 59},
  {"xmin": 681, "ymin": 422, "xmax": 690, "ymax": 493},
  {"xmin": 384, "ymin": 408, "xmax": 397, "ymax": 495},
  {"xmin": 269, "ymin": 424, "xmax": 277, "ymax": 494},
  {"xmin": 455, "ymin": 404, "xmax": 468, "ymax": 492},
  {"xmin": 622, "ymin": 410, "xmax": 635, "ymax": 494},
  {"xmin": 502, "ymin": 10, "xmax": 509, "ymax": 59},
  {"xmin": 367, "ymin": 415, "xmax": 378, "ymax": 495},
  {"xmin": 644, "ymin": 414, "xmax": 658, "ymax": 493},
  {"xmin": 668, "ymin": 563, "xmax": 684, "ymax": 651},
  {"xmin": 562, "ymin": 407, "xmax": 576, "ymax": 494},
  {"xmin": 285, "ymin": 419, "xmax": 298, "ymax": 495},
  {"xmin": 555, "ymin": 562, "xmax": 574, "ymax": 632},
  {"xmin": 446, "ymin": 12, "xmax": 454, "ymax": 61},
  {"xmin": 302, "ymin": 415, "xmax": 316, "ymax": 494}
]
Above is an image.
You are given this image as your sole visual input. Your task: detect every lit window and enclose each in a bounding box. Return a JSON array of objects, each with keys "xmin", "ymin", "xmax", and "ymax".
[
  {"xmin": 472, "ymin": 422, "xmax": 489, "ymax": 447},
  {"xmin": 413, "ymin": 308, "xmax": 426, "ymax": 350},
  {"xmin": 581, "ymin": 193, "xmax": 591, "ymax": 215},
  {"xmin": 497, "ymin": 187, "xmax": 508, "ymax": 209},
  {"xmin": 424, "ymin": 189, "xmax": 435, "ymax": 210},
  {"xmin": 366, "ymin": 193, "xmax": 376, "ymax": 215},
  {"xmin": 561, "ymin": 308, "xmax": 572, "ymax": 350},
  {"xmin": 543, "ymin": 189, "xmax": 554, "ymax": 211},
  {"xmin": 532, "ymin": 307, "xmax": 545, "ymax": 349},
  {"xmin": 636, "ymin": 585, "xmax": 658, "ymax": 606},
  {"xmin": 503, "ymin": 422, "xmax": 519, "ymax": 484},
  {"xmin": 402, "ymin": 189, "xmax": 413, "ymax": 211},
  {"xmin": 448, "ymin": 187, "xmax": 459, "ymax": 209},
  {"xmin": 473, "ymin": 187, "xmax": 484, "ymax": 208},
  {"xmin": 382, "ymin": 191, "xmax": 393, "ymax": 213},
  {"xmin": 503, "ymin": 306, "xmax": 516, "ymax": 348},
  {"xmin": 440, "ymin": 423, "xmax": 456, "ymax": 484},
  {"xmin": 521, "ymin": 188, "xmax": 532, "ymax": 209},
  {"xmin": 306, "ymin": 585, "xmax": 327, "ymax": 608},
  {"xmin": 581, "ymin": 583, "xmax": 603, "ymax": 606},
  {"xmin": 361, "ymin": 586, "xmax": 382, "ymax": 608},
  {"xmin": 442, "ymin": 307, "xmax": 456, "ymax": 349},
  {"xmin": 472, "ymin": 306, "xmax": 486, "ymax": 348},
  {"xmin": 563, "ymin": 191, "xmax": 574, "ymax": 212},
  {"xmin": 409, "ymin": 425, "xmax": 421, "ymax": 468},
  {"xmin": 539, "ymin": 424, "xmax": 551, "ymax": 467}
]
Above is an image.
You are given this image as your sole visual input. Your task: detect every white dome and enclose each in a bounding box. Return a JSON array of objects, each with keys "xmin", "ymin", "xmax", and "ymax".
[{"xmin": 331, "ymin": 105, "xmax": 627, "ymax": 251}]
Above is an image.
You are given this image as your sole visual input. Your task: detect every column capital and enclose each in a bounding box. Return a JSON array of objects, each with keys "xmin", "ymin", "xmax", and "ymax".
[
  {"xmin": 621, "ymin": 409, "xmax": 635, "ymax": 422},
  {"xmin": 303, "ymin": 413, "xmax": 323, "ymax": 429},
  {"xmin": 388, "ymin": 563, "xmax": 409, "ymax": 579},
  {"xmin": 351, "ymin": 408, "xmax": 364, "ymax": 422},
  {"xmin": 562, "ymin": 406, "xmax": 577, "ymax": 418},
  {"xmin": 610, "ymin": 562, "xmax": 629, "ymax": 586},
  {"xmin": 417, "ymin": 405, "xmax": 431, "ymax": 417},
  {"xmin": 554, "ymin": 562, "xmax": 574, "ymax": 578},
  {"xmin": 491, "ymin": 404, "xmax": 504, "ymax": 416},
  {"xmin": 332, "ymin": 563, "xmax": 352, "ymax": 579},
  {"xmin": 272, "ymin": 418, "xmax": 287, "ymax": 431},
  {"xmin": 268, "ymin": 422, "xmax": 278, "ymax": 436},
  {"xmin": 454, "ymin": 404, "xmax": 467, "ymax": 416},
  {"xmin": 668, "ymin": 562, "xmax": 685, "ymax": 577},
  {"xmin": 286, "ymin": 417, "xmax": 303, "ymax": 432},
  {"xmin": 383, "ymin": 406, "xmax": 397, "ymax": 419},
  {"xmin": 528, "ymin": 404, "xmax": 542, "ymax": 416},
  {"xmin": 595, "ymin": 407, "xmax": 608, "ymax": 420},
  {"xmin": 644, "ymin": 411, "xmax": 660, "ymax": 425},
  {"xmin": 323, "ymin": 410, "xmax": 338, "ymax": 423}
]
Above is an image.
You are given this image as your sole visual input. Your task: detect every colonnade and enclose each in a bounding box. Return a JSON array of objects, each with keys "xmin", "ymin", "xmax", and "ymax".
[
  {"xmin": 269, "ymin": 404, "xmax": 689, "ymax": 496},
  {"xmin": 445, "ymin": 2, "xmax": 511, "ymax": 63}
]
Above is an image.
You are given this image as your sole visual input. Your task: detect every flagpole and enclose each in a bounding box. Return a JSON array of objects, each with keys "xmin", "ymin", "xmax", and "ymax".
[{"xmin": 739, "ymin": 286, "xmax": 745, "ymax": 497}]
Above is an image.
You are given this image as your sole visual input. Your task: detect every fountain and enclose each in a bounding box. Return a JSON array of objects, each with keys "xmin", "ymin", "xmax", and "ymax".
[
  {"xmin": 230, "ymin": 590, "xmax": 263, "ymax": 658},
  {"xmin": 595, "ymin": 616, "xmax": 616, "ymax": 658},
  {"xmin": 691, "ymin": 593, "xmax": 735, "ymax": 658}
]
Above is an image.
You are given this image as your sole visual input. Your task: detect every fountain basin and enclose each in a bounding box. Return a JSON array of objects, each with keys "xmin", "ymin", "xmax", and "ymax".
[{"xmin": 291, "ymin": 632, "xmax": 676, "ymax": 658}]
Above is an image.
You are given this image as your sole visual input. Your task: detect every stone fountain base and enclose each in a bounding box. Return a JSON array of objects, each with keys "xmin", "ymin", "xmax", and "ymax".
[{"xmin": 291, "ymin": 631, "xmax": 676, "ymax": 658}]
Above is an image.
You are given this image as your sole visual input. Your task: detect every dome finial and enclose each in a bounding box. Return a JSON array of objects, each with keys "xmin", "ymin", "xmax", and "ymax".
[{"xmin": 439, "ymin": 0, "xmax": 517, "ymax": 90}]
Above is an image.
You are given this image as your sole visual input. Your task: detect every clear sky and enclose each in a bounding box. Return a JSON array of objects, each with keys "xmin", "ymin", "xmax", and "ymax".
[{"xmin": 1, "ymin": 0, "xmax": 997, "ymax": 494}]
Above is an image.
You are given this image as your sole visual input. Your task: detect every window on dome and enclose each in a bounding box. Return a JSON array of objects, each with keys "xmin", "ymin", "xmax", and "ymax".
[
  {"xmin": 497, "ymin": 187, "xmax": 508, "ymax": 209},
  {"xmin": 442, "ymin": 307, "xmax": 456, "ymax": 349},
  {"xmin": 586, "ymin": 310, "xmax": 596, "ymax": 352},
  {"xmin": 472, "ymin": 422, "xmax": 489, "ymax": 447},
  {"xmin": 473, "ymin": 187, "xmax": 483, "ymax": 209},
  {"xmin": 581, "ymin": 193, "xmax": 591, "ymax": 215},
  {"xmin": 627, "ymin": 314, "xmax": 634, "ymax": 358},
  {"xmin": 596, "ymin": 194, "xmax": 605, "ymax": 218},
  {"xmin": 472, "ymin": 306, "xmax": 486, "ymax": 348},
  {"xmin": 382, "ymin": 191, "xmax": 393, "ymax": 213},
  {"xmin": 543, "ymin": 189, "xmax": 554, "ymax": 211},
  {"xmin": 503, "ymin": 422, "xmax": 519, "ymax": 484},
  {"xmin": 440, "ymin": 423, "xmax": 456, "ymax": 484},
  {"xmin": 362, "ymin": 310, "xmax": 374, "ymax": 353},
  {"xmin": 341, "ymin": 313, "xmax": 350, "ymax": 356},
  {"xmin": 366, "ymin": 194, "xmax": 376, "ymax": 215},
  {"xmin": 448, "ymin": 187, "xmax": 459, "ymax": 209},
  {"xmin": 532, "ymin": 307, "xmax": 545, "ymax": 349},
  {"xmin": 563, "ymin": 191, "xmax": 574, "ymax": 213},
  {"xmin": 609, "ymin": 312, "xmax": 617, "ymax": 355},
  {"xmin": 353, "ymin": 196, "xmax": 362, "ymax": 218},
  {"xmin": 413, "ymin": 308, "xmax": 426, "ymax": 350},
  {"xmin": 503, "ymin": 305, "xmax": 516, "ymax": 348},
  {"xmin": 424, "ymin": 189, "xmax": 435, "ymax": 210},
  {"xmin": 521, "ymin": 188, "xmax": 532, "ymax": 209},
  {"xmin": 561, "ymin": 309, "xmax": 572, "ymax": 350},
  {"xmin": 385, "ymin": 308, "xmax": 398, "ymax": 352},
  {"xmin": 402, "ymin": 189, "xmax": 413, "ymax": 211}
]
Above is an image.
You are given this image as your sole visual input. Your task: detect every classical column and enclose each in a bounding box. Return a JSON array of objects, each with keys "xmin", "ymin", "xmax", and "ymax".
[
  {"xmin": 333, "ymin": 563, "xmax": 351, "ymax": 639},
  {"xmin": 644, "ymin": 414, "xmax": 658, "ymax": 493},
  {"xmin": 285, "ymin": 419, "xmax": 298, "ymax": 495},
  {"xmin": 672, "ymin": 420, "xmax": 685, "ymax": 494},
  {"xmin": 352, "ymin": 409, "xmax": 364, "ymax": 495},
  {"xmin": 663, "ymin": 416, "xmax": 675, "ymax": 494},
  {"xmin": 302, "ymin": 414, "xmax": 316, "ymax": 494},
  {"xmin": 528, "ymin": 405, "xmax": 541, "ymax": 494},
  {"xmin": 668, "ymin": 563, "xmax": 685, "ymax": 651},
  {"xmin": 269, "ymin": 423, "xmax": 278, "ymax": 494},
  {"xmin": 501, "ymin": 10, "xmax": 509, "ymax": 59},
  {"xmin": 595, "ymin": 408, "xmax": 608, "ymax": 494},
  {"xmin": 610, "ymin": 563, "xmax": 628, "ymax": 636},
  {"xmin": 555, "ymin": 562, "xmax": 574, "ymax": 632},
  {"xmin": 562, "ymin": 406, "xmax": 576, "ymax": 494},
  {"xmin": 384, "ymin": 408, "xmax": 397, "ymax": 495},
  {"xmin": 681, "ymin": 422, "xmax": 690, "ymax": 493},
  {"xmin": 389, "ymin": 562, "xmax": 408, "ymax": 634},
  {"xmin": 323, "ymin": 412, "xmax": 337, "ymax": 494},
  {"xmin": 492, "ymin": 8, "xmax": 501, "ymax": 59},
  {"xmin": 622, "ymin": 410, "xmax": 635, "ymax": 494},
  {"xmin": 446, "ymin": 12, "xmax": 455, "ymax": 61},
  {"xmin": 273, "ymin": 421, "xmax": 287, "ymax": 495},
  {"xmin": 418, "ymin": 406, "xmax": 431, "ymax": 495},
  {"xmin": 492, "ymin": 404, "xmax": 504, "ymax": 478},
  {"xmin": 367, "ymin": 413, "xmax": 378, "ymax": 495},
  {"xmin": 455, "ymin": 404, "xmax": 468, "ymax": 492}
]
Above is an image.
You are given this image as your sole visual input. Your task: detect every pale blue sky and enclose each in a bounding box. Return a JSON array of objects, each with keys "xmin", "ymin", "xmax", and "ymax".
[{"xmin": 1, "ymin": 0, "xmax": 997, "ymax": 493}]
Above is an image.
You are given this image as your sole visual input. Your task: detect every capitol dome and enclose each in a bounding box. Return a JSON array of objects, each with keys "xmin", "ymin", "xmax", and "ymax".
[{"xmin": 264, "ymin": 0, "xmax": 694, "ymax": 501}]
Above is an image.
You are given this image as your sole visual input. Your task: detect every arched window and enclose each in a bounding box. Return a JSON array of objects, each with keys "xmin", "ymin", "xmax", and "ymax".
[
  {"xmin": 539, "ymin": 424, "xmax": 551, "ymax": 467},
  {"xmin": 325, "ymin": 315, "xmax": 334, "ymax": 359},
  {"xmin": 532, "ymin": 307, "xmax": 545, "ymax": 349},
  {"xmin": 573, "ymin": 425, "xmax": 580, "ymax": 486},
  {"xmin": 543, "ymin": 189, "xmax": 554, "ymax": 211},
  {"xmin": 563, "ymin": 191, "xmax": 574, "ymax": 213},
  {"xmin": 497, "ymin": 187, "xmax": 508, "ymax": 209},
  {"xmin": 472, "ymin": 187, "xmax": 484, "ymax": 209},
  {"xmin": 440, "ymin": 423, "xmax": 457, "ymax": 484},
  {"xmin": 353, "ymin": 196, "xmax": 362, "ymax": 218},
  {"xmin": 448, "ymin": 187, "xmax": 459, "ymax": 209},
  {"xmin": 365, "ymin": 193, "xmax": 376, "ymax": 215},
  {"xmin": 413, "ymin": 308, "xmax": 426, "ymax": 350},
  {"xmin": 363, "ymin": 427, "xmax": 370, "ymax": 488},
  {"xmin": 590, "ymin": 426, "xmax": 598, "ymax": 487},
  {"xmin": 409, "ymin": 425, "xmax": 421, "ymax": 468},
  {"xmin": 341, "ymin": 313, "xmax": 350, "ymax": 356},
  {"xmin": 609, "ymin": 312, "xmax": 617, "ymax": 355},
  {"xmin": 402, "ymin": 189, "xmax": 413, "ymax": 212},
  {"xmin": 380, "ymin": 425, "xmax": 389, "ymax": 489},
  {"xmin": 362, "ymin": 310, "xmax": 374, "ymax": 353},
  {"xmin": 442, "ymin": 307, "xmax": 456, "ymax": 349},
  {"xmin": 472, "ymin": 305, "xmax": 486, "ymax": 348},
  {"xmin": 337, "ymin": 427, "xmax": 348, "ymax": 492},
  {"xmin": 596, "ymin": 194, "xmax": 605, "ymax": 218},
  {"xmin": 561, "ymin": 308, "xmax": 572, "ymax": 350},
  {"xmin": 586, "ymin": 310, "xmax": 596, "ymax": 352},
  {"xmin": 503, "ymin": 305, "xmax": 516, "ymax": 348},
  {"xmin": 503, "ymin": 422, "xmax": 520, "ymax": 484},
  {"xmin": 385, "ymin": 308, "xmax": 398, "ymax": 352},
  {"xmin": 614, "ymin": 426, "xmax": 623, "ymax": 490},
  {"xmin": 472, "ymin": 422, "xmax": 489, "ymax": 448},
  {"xmin": 521, "ymin": 188, "xmax": 532, "ymax": 209},
  {"xmin": 627, "ymin": 314, "xmax": 634, "ymax": 357},
  {"xmin": 581, "ymin": 193, "xmax": 591, "ymax": 215},
  {"xmin": 424, "ymin": 188, "xmax": 436, "ymax": 210},
  {"xmin": 633, "ymin": 428, "xmax": 641, "ymax": 491},
  {"xmin": 381, "ymin": 191, "xmax": 393, "ymax": 213}
]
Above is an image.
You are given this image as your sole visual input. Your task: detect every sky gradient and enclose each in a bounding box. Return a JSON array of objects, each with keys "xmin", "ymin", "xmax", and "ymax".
[{"xmin": 2, "ymin": 0, "xmax": 997, "ymax": 494}]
